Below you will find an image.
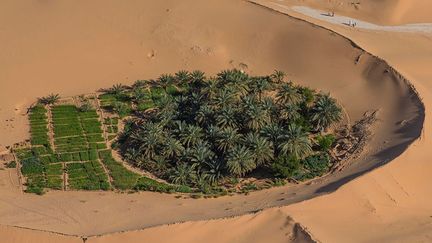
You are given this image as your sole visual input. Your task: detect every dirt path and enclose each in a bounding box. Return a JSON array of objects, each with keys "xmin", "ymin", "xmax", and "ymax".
[{"xmin": 264, "ymin": 2, "xmax": 432, "ymax": 33}]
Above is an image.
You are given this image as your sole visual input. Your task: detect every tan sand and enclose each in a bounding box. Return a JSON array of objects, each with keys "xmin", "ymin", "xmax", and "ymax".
[
  {"xmin": 281, "ymin": 0, "xmax": 432, "ymax": 26},
  {"xmin": 88, "ymin": 209, "xmax": 315, "ymax": 243},
  {"xmin": 0, "ymin": 0, "xmax": 431, "ymax": 242},
  {"xmin": 0, "ymin": 225, "xmax": 81, "ymax": 243}
]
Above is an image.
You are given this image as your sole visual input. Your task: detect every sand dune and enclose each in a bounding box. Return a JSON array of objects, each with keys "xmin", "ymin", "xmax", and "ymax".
[
  {"xmin": 0, "ymin": 0, "xmax": 430, "ymax": 242},
  {"xmin": 0, "ymin": 225, "xmax": 80, "ymax": 243},
  {"xmin": 279, "ymin": 0, "xmax": 432, "ymax": 25}
]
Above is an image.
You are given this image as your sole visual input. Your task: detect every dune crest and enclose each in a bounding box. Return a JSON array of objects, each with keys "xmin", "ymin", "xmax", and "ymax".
[{"xmin": 282, "ymin": 0, "xmax": 432, "ymax": 25}]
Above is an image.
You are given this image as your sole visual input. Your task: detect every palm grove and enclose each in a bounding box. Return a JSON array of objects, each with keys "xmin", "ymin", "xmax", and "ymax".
[{"xmin": 116, "ymin": 69, "xmax": 342, "ymax": 192}]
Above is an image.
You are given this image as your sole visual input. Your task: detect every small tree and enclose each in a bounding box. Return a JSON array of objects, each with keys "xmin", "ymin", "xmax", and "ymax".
[
  {"xmin": 271, "ymin": 70, "xmax": 286, "ymax": 84},
  {"xmin": 311, "ymin": 94, "xmax": 342, "ymax": 131},
  {"xmin": 38, "ymin": 94, "xmax": 60, "ymax": 105}
]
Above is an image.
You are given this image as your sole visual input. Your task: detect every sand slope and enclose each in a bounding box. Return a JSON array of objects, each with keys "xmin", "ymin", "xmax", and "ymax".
[
  {"xmin": 282, "ymin": 0, "xmax": 432, "ymax": 25},
  {"xmin": 0, "ymin": 0, "xmax": 429, "ymax": 242},
  {"xmin": 247, "ymin": 1, "xmax": 432, "ymax": 242},
  {"xmin": 0, "ymin": 225, "xmax": 80, "ymax": 243},
  {"xmin": 88, "ymin": 209, "xmax": 315, "ymax": 243}
]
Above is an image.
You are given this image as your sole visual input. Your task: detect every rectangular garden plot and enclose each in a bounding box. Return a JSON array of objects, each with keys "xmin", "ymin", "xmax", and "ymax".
[
  {"xmin": 29, "ymin": 105, "xmax": 50, "ymax": 147},
  {"xmin": 16, "ymin": 148, "xmax": 64, "ymax": 194},
  {"xmin": 66, "ymin": 161, "xmax": 110, "ymax": 190}
]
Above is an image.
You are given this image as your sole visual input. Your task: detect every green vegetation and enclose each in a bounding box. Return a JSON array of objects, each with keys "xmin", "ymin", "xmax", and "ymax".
[
  {"xmin": 104, "ymin": 117, "xmax": 119, "ymax": 141},
  {"xmin": 134, "ymin": 177, "xmax": 192, "ymax": 193},
  {"xmin": 15, "ymin": 148, "xmax": 63, "ymax": 194},
  {"xmin": 52, "ymin": 105, "xmax": 106, "ymax": 154},
  {"xmin": 116, "ymin": 69, "xmax": 342, "ymax": 193},
  {"xmin": 17, "ymin": 69, "xmax": 343, "ymax": 195},
  {"xmin": 98, "ymin": 150, "xmax": 140, "ymax": 190},
  {"xmin": 29, "ymin": 105, "xmax": 50, "ymax": 146},
  {"xmin": 37, "ymin": 93, "xmax": 60, "ymax": 106},
  {"xmin": 67, "ymin": 161, "xmax": 110, "ymax": 190}
]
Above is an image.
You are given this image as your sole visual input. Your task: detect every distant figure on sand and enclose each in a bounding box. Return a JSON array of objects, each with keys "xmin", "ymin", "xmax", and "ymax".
[{"xmin": 347, "ymin": 20, "xmax": 357, "ymax": 28}]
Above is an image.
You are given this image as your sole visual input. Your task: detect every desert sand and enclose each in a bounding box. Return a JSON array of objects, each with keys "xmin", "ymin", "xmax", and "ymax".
[
  {"xmin": 0, "ymin": 0, "xmax": 431, "ymax": 242},
  {"xmin": 278, "ymin": 0, "xmax": 432, "ymax": 26}
]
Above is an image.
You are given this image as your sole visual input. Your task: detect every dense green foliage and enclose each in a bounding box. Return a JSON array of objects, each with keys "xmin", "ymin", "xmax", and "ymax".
[
  {"xmin": 98, "ymin": 150, "xmax": 140, "ymax": 190},
  {"xmin": 118, "ymin": 69, "xmax": 342, "ymax": 190},
  {"xmin": 18, "ymin": 69, "xmax": 342, "ymax": 195}
]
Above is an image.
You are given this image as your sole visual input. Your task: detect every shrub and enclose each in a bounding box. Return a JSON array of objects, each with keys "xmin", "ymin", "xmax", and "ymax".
[
  {"xmin": 134, "ymin": 177, "xmax": 174, "ymax": 193},
  {"xmin": 316, "ymin": 134, "xmax": 335, "ymax": 151},
  {"xmin": 302, "ymin": 153, "xmax": 330, "ymax": 178}
]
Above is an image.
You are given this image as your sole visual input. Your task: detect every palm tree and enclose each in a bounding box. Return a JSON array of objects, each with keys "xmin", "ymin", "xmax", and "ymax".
[
  {"xmin": 280, "ymin": 104, "xmax": 301, "ymax": 122},
  {"xmin": 278, "ymin": 124, "xmax": 312, "ymax": 159},
  {"xmin": 78, "ymin": 100, "xmax": 92, "ymax": 112},
  {"xmin": 124, "ymin": 147, "xmax": 141, "ymax": 163},
  {"xmin": 251, "ymin": 77, "xmax": 271, "ymax": 100},
  {"xmin": 170, "ymin": 163, "xmax": 197, "ymax": 185},
  {"xmin": 201, "ymin": 78, "xmax": 219, "ymax": 100},
  {"xmin": 130, "ymin": 122, "xmax": 165, "ymax": 159},
  {"xmin": 218, "ymin": 69, "xmax": 249, "ymax": 97},
  {"xmin": 194, "ymin": 172, "xmax": 211, "ymax": 193},
  {"xmin": 217, "ymin": 69, "xmax": 248, "ymax": 84},
  {"xmin": 276, "ymin": 83, "xmax": 303, "ymax": 105},
  {"xmin": 261, "ymin": 123, "xmax": 283, "ymax": 145},
  {"xmin": 38, "ymin": 93, "xmax": 60, "ymax": 105},
  {"xmin": 158, "ymin": 74, "xmax": 175, "ymax": 92},
  {"xmin": 195, "ymin": 105, "xmax": 214, "ymax": 126},
  {"xmin": 261, "ymin": 97, "xmax": 277, "ymax": 115},
  {"xmin": 175, "ymin": 70, "xmax": 190, "ymax": 85},
  {"xmin": 205, "ymin": 125, "xmax": 221, "ymax": 144},
  {"xmin": 213, "ymin": 89, "xmax": 235, "ymax": 108},
  {"xmin": 244, "ymin": 133, "xmax": 274, "ymax": 166},
  {"xmin": 133, "ymin": 80, "xmax": 150, "ymax": 89},
  {"xmin": 216, "ymin": 127, "xmax": 241, "ymax": 152},
  {"xmin": 311, "ymin": 94, "xmax": 342, "ymax": 131},
  {"xmin": 163, "ymin": 136, "xmax": 184, "ymax": 159},
  {"xmin": 216, "ymin": 106, "xmax": 237, "ymax": 128},
  {"xmin": 131, "ymin": 130, "xmax": 161, "ymax": 160},
  {"xmin": 190, "ymin": 70, "xmax": 206, "ymax": 87},
  {"xmin": 190, "ymin": 140, "xmax": 215, "ymax": 165},
  {"xmin": 179, "ymin": 125, "xmax": 203, "ymax": 147},
  {"xmin": 241, "ymin": 95, "xmax": 259, "ymax": 111},
  {"xmin": 271, "ymin": 70, "xmax": 285, "ymax": 84},
  {"xmin": 109, "ymin": 84, "xmax": 125, "ymax": 96},
  {"xmin": 244, "ymin": 104, "xmax": 270, "ymax": 131},
  {"xmin": 204, "ymin": 160, "xmax": 223, "ymax": 185},
  {"xmin": 226, "ymin": 145, "xmax": 256, "ymax": 176}
]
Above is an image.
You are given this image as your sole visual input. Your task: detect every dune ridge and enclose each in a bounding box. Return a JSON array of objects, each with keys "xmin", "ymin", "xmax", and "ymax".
[{"xmin": 280, "ymin": 0, "xmax": 432, "ymax": 25}]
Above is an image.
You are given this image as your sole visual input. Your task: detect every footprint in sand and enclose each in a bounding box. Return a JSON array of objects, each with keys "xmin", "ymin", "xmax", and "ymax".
[{"xmin": 147, "ymin": 49, "xmax": 157, "ymax": 59}]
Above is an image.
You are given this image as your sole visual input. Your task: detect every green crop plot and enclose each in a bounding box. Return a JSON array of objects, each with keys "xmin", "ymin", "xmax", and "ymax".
[
  {"xmin": 19, "ymin": 100, "xmax": 175, "ymax": 194},
  {"xmin": 98, "ymin": 150, "xmax": 140, "ymax": 190},
  {"xmin": 29, "ymin": 105, "xmax": 50, "ymax": 147},
  {"xmin": 66, "ymin": 161, "xmax": 110, "ymax": 191},
  {"xmin": 16, "ymin": 148, "xmax": 63, "ymax": 194},
  {"xmin": 104, "ymin": 117, "xmax": 119, "ymax": 141},
  {"xmin": 52, "ymin": 105, "xmax": 106, "ymax": 155}
]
